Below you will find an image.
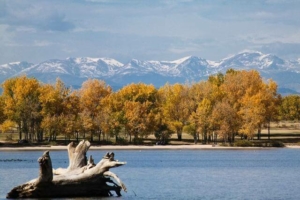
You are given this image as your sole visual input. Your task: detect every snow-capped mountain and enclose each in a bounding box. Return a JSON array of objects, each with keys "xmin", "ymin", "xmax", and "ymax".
[
  {"xmin": 0, "ymin": 61, "xmax": 34, "ymax": 77},
  {"xmin": 217, "ymin": 51, "xmax": 294, "ymax": 72},
  {"xmin": 116, "ymin": 56, "xmax": 211, "ymax": 77},
  {"xmin": 19, "ymin": 57, "xmax": 123, "ymax": 77},
  {"xmin": 1, "ymin": 51, "xmax": 300, "ymax": 94}
]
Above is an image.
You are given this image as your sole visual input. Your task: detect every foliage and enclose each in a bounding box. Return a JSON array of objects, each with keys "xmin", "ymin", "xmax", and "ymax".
[
  {"xmin": 5, "ymin": 134, "xmax": 13, "ymax": 141},
  {"xmin": 158, "ymin": 83, "xmax": 192, "ymax": 140},
  {"xmin": 270, "ymin": 141, "xmax": 285, "ymax": 147},
  {"xmin": 114, "ymin": 137, "xmax": 128, "ymax": 145},
  {"xmin": 155, "ymin": 123, "xmax": 172, "ymax": 143},
  {"xmin": 2, "ymin": 76, "xmax": 41, "ymax": 140},
  {"xmin": 132, "ymin": 137, "xmax": 144, "ymax": 145},
  {"xmin": 0, "ymin": 119, "xmax": 16, "ymax": 133},
  {"xmin": 280, "ymin": 95, "xmax": 300, "ymax": 121},
  {"xmin": 79, "ymin": 79, "xmax": 112, "ymax": 141},
  {"xmin": 110, "ymin": 83, "xmax": 159, "ymax": 142},
  {"xmin": 0, "ymin": 69, "xmax": 289, "ymax": 144},
  {"xmin": 234, "ymin": 140, "xmax": 253, "ymax": 147}
]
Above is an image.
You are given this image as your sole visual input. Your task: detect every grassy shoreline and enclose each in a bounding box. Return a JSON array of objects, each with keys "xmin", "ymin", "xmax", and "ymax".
[{"xmin": 1, "ymin": 121, "xmax": 300, "ymax": 150}]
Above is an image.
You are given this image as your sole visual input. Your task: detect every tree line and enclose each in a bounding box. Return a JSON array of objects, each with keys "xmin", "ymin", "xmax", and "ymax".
[{"xmin": 0, "ymin": 69, "xmax": 299, "ymax": 144}]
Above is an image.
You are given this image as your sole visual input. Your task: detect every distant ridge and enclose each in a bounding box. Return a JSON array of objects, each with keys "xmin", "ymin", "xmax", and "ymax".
[{"xmin": 1, "ymin": 51, "xmax": 300, "ymax": 95}]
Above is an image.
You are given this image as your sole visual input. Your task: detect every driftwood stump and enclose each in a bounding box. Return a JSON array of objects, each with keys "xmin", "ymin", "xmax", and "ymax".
[{"xmin": 6, "ymin": 140, "xmax": 127, "ymax": 198}]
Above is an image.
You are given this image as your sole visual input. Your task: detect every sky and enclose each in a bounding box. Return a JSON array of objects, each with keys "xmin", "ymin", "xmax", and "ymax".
[{"xmin": 1, "ymin": 0, "xmax": 300, "ymax": 65}]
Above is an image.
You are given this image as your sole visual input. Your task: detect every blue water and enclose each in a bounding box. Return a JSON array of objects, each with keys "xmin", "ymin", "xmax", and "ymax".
[{"xmin": 1, "ymin": 149, "xmax": 300, "ymax": 200}]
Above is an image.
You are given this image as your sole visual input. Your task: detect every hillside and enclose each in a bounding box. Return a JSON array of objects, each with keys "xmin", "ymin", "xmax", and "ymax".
[{"xmin": 1, "ymin": 51, "xmax": 300, "ymax": 94}]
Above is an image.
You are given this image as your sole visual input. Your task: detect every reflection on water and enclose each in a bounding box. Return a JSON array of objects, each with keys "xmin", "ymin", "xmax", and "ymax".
[{"xmin": 1, "ymin": 149, "xmax": 300, "ymax": 199}]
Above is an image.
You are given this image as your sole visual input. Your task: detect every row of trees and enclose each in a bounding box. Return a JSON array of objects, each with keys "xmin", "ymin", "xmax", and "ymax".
[{"xmin": 0, "ymin": 69, "xmax": 298, "ymax": 144}]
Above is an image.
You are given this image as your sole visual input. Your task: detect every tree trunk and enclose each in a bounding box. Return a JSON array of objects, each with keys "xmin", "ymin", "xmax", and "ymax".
[
  {"xmin": 90, "ymin": 130, "xmax": 94, "ymax": 142},
  {"xmin": 18, "ymin": 122, "xmax": 22, "ymax": 140},
  {"xmin": 6, "ymin": 140, "xmax": 127, "ymax": 198},
  {"xmin": 76, "ymin": 131, "xmax": 79, "ymax": 142},
  {"xmin": 268, "ymin": 121, "xmax": 271, "ymax": 140},
  {"xmin": 177, "ymin": 131, "xmax": 182, "ymax": 141},
  {"xmin": 257, "ymin": 126, "xmax": 261, "ymax": 140},
  {"xmin": 231, "ymin": 133, "xmax": 235, "ymax": 143},
  {"xmin": 203, "ymin": 131, "xmax": 207, "ymax": 144},
  {"xmin": 193, "ymin": 133, "xmax": 197, "ymax": 144}
]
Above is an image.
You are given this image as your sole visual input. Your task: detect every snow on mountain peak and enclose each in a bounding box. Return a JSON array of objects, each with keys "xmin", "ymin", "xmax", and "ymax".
[
  {"xmin": 101, "ymin": 58, "xmax": 123, "ymax": 67},
  {"xmin": 74, "ymin": 57, "xmax": 100, "ymax": 64},
  {"xmin": 0, "ymin": 61, "xmax": 34, "ymax": 74},
  {"xmin": 221, "ymin": 50, "xmax": 263, "ymax": 63},
  {"xmin": 217, "ymin": 51, "xmax": 288, "ymax": 72},
  {"xmin": 8, "ymin": 61, "xmax": 22, "ymax": 65},
  {"xmin": 1, "ymin": 61, "xmax": 28, "ymax": 68},
  {"xmin": 207, "ymin": 60, "xmax": 220, "ymax": 68},
  {"xmin": 2, "ymin": 52, "xmax": 300, "ymax": 95},
  {"xmin": 170, "ymin": 56, "xmax": 193, "ymax": 65},
  {"xmin": 70, "ymin": 57, "xmax": 123, "ymax": 67}
]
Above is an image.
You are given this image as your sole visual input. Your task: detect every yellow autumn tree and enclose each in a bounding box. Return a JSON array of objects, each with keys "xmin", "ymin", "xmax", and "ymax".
[
  {"xmin": 110, "ymin": 83, "xmax": 158, "ymax": 143},
  {"xmin": 192, "ymin": 98, "xmax": 213, "ymax": 143},
  {"xmin": 222, "ymin": 70, "xmax": 280, "ymax": 140},
  {"xmin": 158, "ymin": 83, "xmax": 191, "ymax": 141},
  {"xmin": 39, "ymin": 78, "xmax": 70, "ymax": 141},
  {"xmin": 1, "ymin": 76, "xmax": 41, "ymax": 141},
  {"xmin": 79, "ymin": 79, "xmax": 112, "ymax": 142},
  {"xmin": 186, "ymin": 76, "xmax": 224, "ymax": 144},
  {"xmin": 211, "ymin": 100, "xmax": 240, "ymax": 143},
  {"xmin": 0, "ymin": 119, "xmax": 15, "ymax": 133},
  {"xmin": 0, "ymin": 96, "xmax": 7, "ymax": 130},
  {"xmin": 103, "ymin": 92, "xmax": 126, "ymax": 142},
  {"xmin": 280, "ymin": 95, "xmax": 300, "ymax": 121},
  {"xmin": 62, "ymin": 90, "xmax": 82, "ymax": 141},
  {"xmin": 259, "ymin": 80, "xmax": 281, "ymax": 140}
]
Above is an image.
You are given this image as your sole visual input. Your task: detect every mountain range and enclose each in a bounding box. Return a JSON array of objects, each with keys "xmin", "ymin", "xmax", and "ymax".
[{"xmin": 1, "ymin": 50, "xmax": 300, "ymax": 94}]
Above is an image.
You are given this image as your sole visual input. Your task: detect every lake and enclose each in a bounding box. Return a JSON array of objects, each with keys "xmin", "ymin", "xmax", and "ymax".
[{"xmin": 1, "ymin": 148, "xmax": 300, "ymax": 199}]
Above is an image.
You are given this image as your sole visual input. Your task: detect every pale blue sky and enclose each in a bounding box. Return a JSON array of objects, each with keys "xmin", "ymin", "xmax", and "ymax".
[{"xmin": 1, "ymin": 0, "xmax": 300, "ymax": 64}]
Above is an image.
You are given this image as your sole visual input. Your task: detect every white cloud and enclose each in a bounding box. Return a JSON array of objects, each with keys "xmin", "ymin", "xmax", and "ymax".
[
  {"xmin": 1, "ymin": 1, "xmax": 75, "ymax": 32},
  {"xmin": 33, "ymin": 40, "xmax": 52, "ymax": 47},
  {"xmin": 0, "ymin": 0, "xmax": 300, "ymax": 64}
]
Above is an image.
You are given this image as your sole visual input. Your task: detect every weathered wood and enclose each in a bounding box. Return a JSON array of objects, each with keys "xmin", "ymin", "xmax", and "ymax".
[
  {"xmin": 6, "ymin": 140, "xmax": 127, "ymax": 198},
  {"xmin": 36, "ymin": 151, "xmax": 53, "ymax": 184}
]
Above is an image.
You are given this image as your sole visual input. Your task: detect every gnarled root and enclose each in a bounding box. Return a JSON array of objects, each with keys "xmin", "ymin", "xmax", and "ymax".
[{"xmin": 7, "ymin": 141, "xmax": 127, "ymax": 198}]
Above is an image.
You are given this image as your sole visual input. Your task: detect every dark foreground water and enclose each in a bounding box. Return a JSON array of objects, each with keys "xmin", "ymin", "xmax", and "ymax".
[{"xmin": 1, "ymin": 148, "xmax": 300, "ymax": 200}]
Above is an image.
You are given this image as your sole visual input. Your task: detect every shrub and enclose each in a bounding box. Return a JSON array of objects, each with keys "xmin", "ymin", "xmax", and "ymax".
[
  {"xmin": 271, "ymin": 141, "xmax": 285, "ymax": 147},
  {"xmin": 234, "ymin": 140, "xmax": 253, "ymax": 147},
  {"xmin": 219, "ymin": 143, "xmax": 231, "ymax": 147},
  {"xmin": 48, "ymin": 141, "xmax": 57, "ymax": 146},
  {"xmin": 115, "ymin": 137, "xmax": 128, "ymax": 145},
  {"xmin": 5, "ymin": 134, "xmax": 13, "ymax": 141},
  {"xmin": 253, "ymin": 142, "xmax": 263, "ymax": 147},
  {"xmin": 132, "ymin": 137, "xmax": 144, "ymax": 145},
  {"xmin": 97, "ymin": 140, "xmax": 113, "ymax": 145}
]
